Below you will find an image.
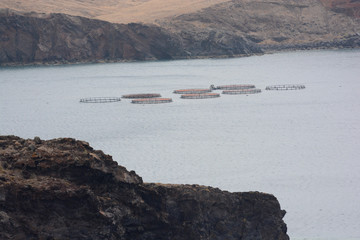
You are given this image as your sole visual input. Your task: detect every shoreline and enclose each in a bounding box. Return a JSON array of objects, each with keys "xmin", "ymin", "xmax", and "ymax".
[{"xmin": 1, "ymin": 46, "xmax": 359, "ymax": 68}]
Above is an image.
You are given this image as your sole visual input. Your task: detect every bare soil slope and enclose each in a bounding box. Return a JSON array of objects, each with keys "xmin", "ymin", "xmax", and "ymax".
[
  {"xmin": 158, "ymin": 0, "xmax": 360, "ymax": 51},
  {"xmin": 0, "ymin": 0, "xmax": 229, "ymax": 23}
]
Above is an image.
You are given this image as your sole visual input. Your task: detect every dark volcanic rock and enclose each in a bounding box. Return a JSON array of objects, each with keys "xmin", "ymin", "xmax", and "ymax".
[
  {"xmin": 159, "ymin": 0, "xmax": 360, "ymax": 54},
  {"xmin": 0, "ymin": 135, "xmax": 289, "ymax": 240},
  {"xmin": 2, "ymin": 0, "xmax": 360, "ymax": 66},
  {"xmin": 0, "ymin": 9, "xmax": 185, "ymax": 65},
  {"xmin": 0, "ymin": 8, "xmax": 261, "ymax": 66}
]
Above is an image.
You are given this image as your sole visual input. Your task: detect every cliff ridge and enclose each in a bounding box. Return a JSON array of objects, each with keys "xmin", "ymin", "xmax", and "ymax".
[{"xmin": 0, "ymin": 135, "xmax": 289, "ymax": 240}]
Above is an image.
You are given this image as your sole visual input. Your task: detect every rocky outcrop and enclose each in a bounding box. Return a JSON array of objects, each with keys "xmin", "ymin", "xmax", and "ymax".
[
  {"xmin": 320, "ymin": 0, "xmax": 360, "ymax": 18},
  {"xmin": 159, "ymin": 0, "xmax": 360, "ymax": 53},
  {"xmin": 0, "ymin": 135, "xmax": 289, "ymax": 240},
  {"xmin": 0, "ymin": 9, "xmax": 185, "ymax": 65},
  {"xmin": 1, "ymin": 0, "xmax": 360, "ymax": 65}
]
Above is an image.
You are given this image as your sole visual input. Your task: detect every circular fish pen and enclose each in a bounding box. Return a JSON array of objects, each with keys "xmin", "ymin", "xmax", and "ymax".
[
  {"xmin": 222, "ymin": 89, "xmax": 262, "ymax": 95},
  {"xmin": 131, "ymin": 98, "xmax": 173, "ymax": 104},
  {"xmin": 173, "ymin": 89, "xmax": 211, "ymax": 94},
  {"xmin": 80, "ymin": 97, "xmax": 121, "ymax": 103},
  {"xmin": 122, "ymin": 93, "xmax": 161, "ymax": 99},
  {"xmin": 216, "ymin": 84, "xmax": 255, "ymax": 90},
  {"xmin": 265, "ymin": 85, "xmax": 305, "ymax": 90},
  {"xmin": 181, "ymin": 93, "xmax": 221, "ymax": 99}
]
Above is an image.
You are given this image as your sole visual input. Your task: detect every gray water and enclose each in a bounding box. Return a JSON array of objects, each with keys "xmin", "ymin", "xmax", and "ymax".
[{"xmin": 1, "ymin": 49, "xmax": 360, "ymax": 240}]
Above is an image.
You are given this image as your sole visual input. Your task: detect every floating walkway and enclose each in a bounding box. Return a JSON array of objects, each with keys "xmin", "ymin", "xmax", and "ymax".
[
  {"xmin": 181, "ymin": 93, "xmax": 220, "ymax": 99},
  {"xmin": 216, "ymin": 84, "xmax": 255, "ymax": 90},
  {"xmin": 265, "ymin": 85, "xmax": 305, "ymax": 90},
  {"xmin": 122, "ymin": 93, "xmax": 161, "ymax": 99},
  {"xmin": 173, "ymin": 89, "xmax": 212, "ymax": 94},
  {"xmin": 131, "ymin": 98, "xmax": 173, "ymax": 104},
  {"xmin": 80, "ymin": 97, "xmax": 121, "ymax": 103},
  {"xmin": 222, "ymin": 89, "xmax": 262, "ymax": 95}
]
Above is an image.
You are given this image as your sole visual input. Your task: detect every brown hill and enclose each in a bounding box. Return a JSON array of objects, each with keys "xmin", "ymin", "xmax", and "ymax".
[
  {"xmin": 1, "ymin": 0, "xmax": 359, "ymax": 65},
  {"xmin": 0, "ymin": 0, "xmax": 229, "ymax": 24},
  {"xmin": 158, "ymin": 0, "xmax": 360, "ymax": 52}
]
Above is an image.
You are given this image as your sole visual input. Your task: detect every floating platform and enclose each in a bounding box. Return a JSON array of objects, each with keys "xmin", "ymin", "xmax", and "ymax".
[
  {"xmin": 222, "ymin": 89, "xmax": 262, "ymax": 95},
  {"xmin": 122, "ymin": 93, "xmax": 161, "ymax": 99},
  {"xmin": 173, "ymin": 89, "xmax": 211, "ymax": 94},
  {"xmin": 216, "ymin": 84, "xmax": 255, "ymax": 90},
  {"xmin": 131, "ymin": 98, "xmax": 173, "ymax": 104},
  {"xmin": 181, "ymin": 93, "xmax": 221, "ymax": 99},
  {"xmin": 80, "ymin": 97, "xmax": 121, "ymax": 103},
  {"xmin": 265, "ymin": 85, "xmax": 305, "ymax": 90}
]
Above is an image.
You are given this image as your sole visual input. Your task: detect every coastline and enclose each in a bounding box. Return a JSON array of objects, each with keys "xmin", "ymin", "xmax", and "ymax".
[{"xmin": 1, "ymin": 45, "xmax": 359, "ymax": 68}]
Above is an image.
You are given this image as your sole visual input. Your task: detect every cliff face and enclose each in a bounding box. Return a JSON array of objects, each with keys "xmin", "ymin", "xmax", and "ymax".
[
  {"xmin": 0, "ymin": 135, "xmax": 289, "ymax": 240},
  {"xmin": 1, "ymin": 0, "xmax": 360, "ymax": 65},
  {"xmin": 0, "ymin": 9, "xmax": 184, "ymax": 65},
  {"xmin": 159, "ymin": 0, "xmax": 360, "ymax": 53}
]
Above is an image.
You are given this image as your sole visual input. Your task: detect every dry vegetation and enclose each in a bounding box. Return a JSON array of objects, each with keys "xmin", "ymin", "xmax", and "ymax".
[{"xmin": 0, "ymin": 0, "xmax": 229, "ymax": 23}]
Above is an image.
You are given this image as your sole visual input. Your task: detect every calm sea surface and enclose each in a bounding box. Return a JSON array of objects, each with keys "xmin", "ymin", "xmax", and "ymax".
[{"xmin": 1, "ymin": 50, "xmax": 360, "ymax": 240}]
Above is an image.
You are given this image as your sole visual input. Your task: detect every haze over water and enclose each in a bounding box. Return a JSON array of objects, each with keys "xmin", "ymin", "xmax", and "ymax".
[{"xmin": 1, "ymin": 49, "xmax": 360, "ymax": 240}]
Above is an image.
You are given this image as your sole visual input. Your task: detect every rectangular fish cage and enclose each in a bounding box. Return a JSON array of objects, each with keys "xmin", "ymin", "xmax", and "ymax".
[
  {"xmin": 222, "ymin": 89, "xmax": 262, "ymax": 95},
  {"xmin": 265, "ymin": 85, "xmax": 305, "ymax": 90},
  {"xmin": 181, "ymin": 93, "xmax": 221, "ymax": 99},
  {"xmin": 173, "ymin": 89, "xmax": 212, "ymax": 94},
  {"xmin": 80, "ymin": 97, "xmax": 121, "ymax": 103},
  {"xmin": 131, "ymin": 98, "xmax": 173, "ymax": 104},
  {"xmin": 122, "ymin": 93, "xmax": 161, "ymax": 99},
  {"xmin": 216, "ymin": 84, "xmax": 255, "ymax": 90}
]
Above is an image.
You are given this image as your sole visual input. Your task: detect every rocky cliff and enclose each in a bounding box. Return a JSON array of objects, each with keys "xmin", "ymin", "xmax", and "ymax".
[
  {"xmin": 0, "ymin": 135, "xmax": 289, "ymax": 240},
  {"xmin": 1, "ymin": 0, "xmax": 360, "ymax": 65},
  {"xmin": 0, "ymin": 9, "xmax": 185, "ymax": 65},
  {"xmin": 158, "ymin": 0, "xmax": 360, "ymax": 53}
]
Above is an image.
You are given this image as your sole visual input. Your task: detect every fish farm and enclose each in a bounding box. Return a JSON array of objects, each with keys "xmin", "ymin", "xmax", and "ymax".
[
  {"xmin": 181, "ymin": 93, "xmax": 221, "ymax": 99},
  {"xmin": 122, "ymin": 93, "xmax": 161, "ymax": 98},
  {"xmin": 265, "ymin": 85, "xmax": 306, "ymax": 90},
  {"xmin": 131, "ymin": 98, "xmax": 173, "ymax": 104},
  {"xmin": 222, "ymin": 89, "xmax": 262, "ymax": 95},
  {"xmin": 79, "ymin": 97, "xmax": 121, "ymax": 103}
]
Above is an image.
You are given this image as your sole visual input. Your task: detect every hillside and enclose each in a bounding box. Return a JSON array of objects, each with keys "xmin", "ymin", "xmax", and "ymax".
[
  {"xmin": 0, "ymin": 0, "xmax": 229, "ymax": 24},
  {"xmin": 0, "ymin": 0, "xmax": 359, "ymax": 65},
  {"xmin": 158, "ymin": 0, "xmax": 360, "ymax": 53}
]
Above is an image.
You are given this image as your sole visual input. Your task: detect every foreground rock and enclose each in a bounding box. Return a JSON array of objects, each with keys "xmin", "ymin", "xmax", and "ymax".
[{"xmin": 0, "ymin": 136, "xmax": 289, "ymax": 240}]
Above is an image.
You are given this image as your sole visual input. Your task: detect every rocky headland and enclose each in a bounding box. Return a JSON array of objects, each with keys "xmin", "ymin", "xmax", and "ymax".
[
  {"xmin": 0, "ymin": 0, "xmax": 360, "ymax": 65},
  {"xmin": 0, "ymin": 135, "xmax": 289, "ymax": 239}
]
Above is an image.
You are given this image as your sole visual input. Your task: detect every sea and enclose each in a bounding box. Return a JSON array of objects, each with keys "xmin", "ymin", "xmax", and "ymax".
[{"xmin": 1, "ymin": 49, "xmax": 360, "ymax": 240}]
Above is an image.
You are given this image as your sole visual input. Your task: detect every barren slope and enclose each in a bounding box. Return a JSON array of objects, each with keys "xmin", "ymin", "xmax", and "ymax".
[
  {"xmin": 158, "ymin": 0, "xmax": 360, "ymax": 51},
  {"xmin": 320, "ymin": 0, "xmax": 360, "ymax": 18},
  {"xmin": 0, "ymin": 0, "xmax": 229, "ymax": 23}
]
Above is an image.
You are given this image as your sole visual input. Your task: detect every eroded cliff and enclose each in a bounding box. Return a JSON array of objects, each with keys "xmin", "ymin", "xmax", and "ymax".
[
  {"xmin": 0, "ymin": 9, "xmax": 184, "ymax": 65},
  {"xmin": 0, "ymin": 135, "xmax": 289, "ymax": 240},
  {"xmin": 1, "ymin": 0, "xmax": 360, "ymax": 65},
  {"xmin": 159, "ymin": 0, "xmax": 360, "ymax": 53}
]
